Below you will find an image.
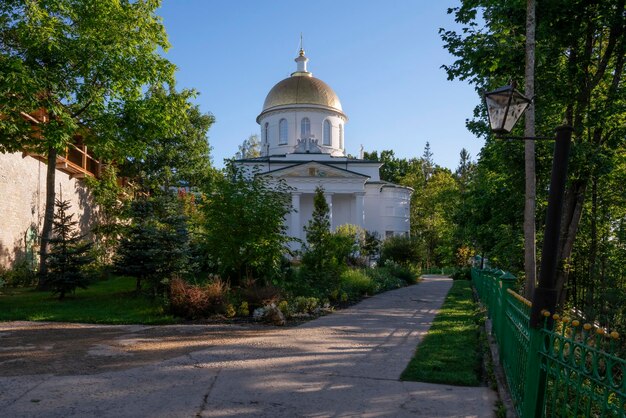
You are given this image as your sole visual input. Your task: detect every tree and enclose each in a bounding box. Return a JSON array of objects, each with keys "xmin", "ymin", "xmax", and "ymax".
[
  {"xmin": 117, "ymin": 91, "xmax": 215, "ymax": 193},
  {"xmin": 202, "ymin": 163, "xmax": 292, "ymax": 286},
  {"xmin": 47, "ymin": 197, "xmax": 94, "ymax": 300},
  {"xmin": 116, "ymin": 195, "xmax": 190, "ymax": 296},
  {"xmin": 0, "ymin": 1, "xmax": 190, "ymax": 282},
  {"xmin": 300, "ymin": 186, "xmax": 345, "ymax": 293},
  {"xmin": 523, "ymin": 0, "xmax": 538, "ymax": 298},
  {"xmin": 441, "ymin": 0, "xmax": 626, "ymax": 305},
  {"xmin": 236, "ymin": 134, "xmax": 261, "ymax": 159},
  {"xmin": 422, "ymin": 142, "xmax": 434, "ymax": 181}
]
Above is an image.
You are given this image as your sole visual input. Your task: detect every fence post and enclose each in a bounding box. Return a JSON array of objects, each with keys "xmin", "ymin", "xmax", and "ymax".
[
  {"xmin": 521, "ymin": 322, "xmax": 546, "ymax": 417},
  {"xmin": 497, "ymin": 272, "xmax": 516, "ymax": 349}
]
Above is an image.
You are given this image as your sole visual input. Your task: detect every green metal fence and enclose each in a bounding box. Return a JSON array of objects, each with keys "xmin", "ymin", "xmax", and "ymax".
[{"xmin": 472, "ymin": 267, "xmax": 626, "ymax": 417}]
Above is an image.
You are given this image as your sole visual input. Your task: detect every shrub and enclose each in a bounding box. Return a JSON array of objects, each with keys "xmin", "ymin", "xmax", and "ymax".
[
  {"xmin": 367, "ymin": 268, "xmax": 406, "ymax": 292},
  {"xmin": 46, "ymin": 198, "xmax": 94, "ymax": 300},
  {"xmin": 292, "ymin": 296, "xmax": 320, "ymax": 315},
  {"xmin": 383, "ymin": 260, "xmax": 419, "ymax": 284},
  {"xmin": 380, "ymin": 235, "xmax": 418, "ymax": 265},
  {"xmin": 277, "ymin": 300, "xmax": 290, "ymax": 318},
  {"xmin": 169, "ymin": 276, "xmax": 229, "ymax": 319},
  {"xmin": 0, "ymin": 261, "xmax": 37, "ymax": 288},
  {"xmin": 237, "ymin": 301, "xmax": 250, "ymax": 317},
  {"xmin": 239, "ymin": 281, "xmax": 282, "ymax": 310},
  {"xmin": 452, "ymin": 267, "xmax": 471, "ymax": 280},
  {"xmin": 339, "ymin": 269, "xmax": 376, "ymax": 299}
]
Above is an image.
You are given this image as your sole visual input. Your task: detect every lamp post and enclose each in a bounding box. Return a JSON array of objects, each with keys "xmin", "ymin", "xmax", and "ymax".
[{"xmin": 484, "ymin": 84, "xmax": 573, "ymax": 327}]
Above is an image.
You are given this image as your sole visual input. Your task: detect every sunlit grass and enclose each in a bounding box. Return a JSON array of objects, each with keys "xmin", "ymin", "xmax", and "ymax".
[
  {"xmin": 400, "ymin": 280, "xmax": 482, "ymax": 386},
  {"xmin": 0, "ymin": 276, "xmax": 178, "ymax": 324}
]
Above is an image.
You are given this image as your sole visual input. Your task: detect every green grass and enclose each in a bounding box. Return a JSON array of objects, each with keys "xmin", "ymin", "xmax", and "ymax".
[
  {"xmin": 400, "ymin": 280, "xmax": 483, "ymax": 386},
  {"xmin": 0, "ymin": 276, "xmax": 178, "ymax": 324}
]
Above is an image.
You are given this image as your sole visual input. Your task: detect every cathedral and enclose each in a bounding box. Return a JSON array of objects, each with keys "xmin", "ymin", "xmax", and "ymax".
[{"xmin": 236, "ymin": 49, "xmax": 412, "ymax": 248}]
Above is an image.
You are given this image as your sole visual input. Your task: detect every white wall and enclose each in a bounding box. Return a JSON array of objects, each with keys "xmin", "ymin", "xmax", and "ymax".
[
  {"xmin": 259, "ymin": 108, "xmax": 346, "ymax": 157},
  {"xmin": 0, "ymin": 152, "xmax": 95, "ymax": 269}
]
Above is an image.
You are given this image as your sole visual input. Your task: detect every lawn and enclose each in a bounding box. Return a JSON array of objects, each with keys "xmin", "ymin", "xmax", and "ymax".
[
  {"xmin": 400, "ymin": 279, "xmax": 483, "ymax": 386},
  {"xmin": 0, "ymin": 276, "xmax": 178, "ymax": 324}
]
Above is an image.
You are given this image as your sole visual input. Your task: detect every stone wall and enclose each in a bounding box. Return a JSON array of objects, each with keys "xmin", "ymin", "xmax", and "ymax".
[{"xmin": 0, "ymin": 152, "xmax": 95, "ymax": 270}]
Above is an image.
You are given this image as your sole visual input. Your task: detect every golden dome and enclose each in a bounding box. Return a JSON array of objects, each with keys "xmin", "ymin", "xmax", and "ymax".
[{"xmin": 259, "ymin": 75, "xmax": 344, "ymax": 117}]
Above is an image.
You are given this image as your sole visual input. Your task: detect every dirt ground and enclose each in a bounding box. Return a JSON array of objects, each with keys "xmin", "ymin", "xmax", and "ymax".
[{"xmin": 0, "ymin": 321, "xmax": 270, "ymax": 377}]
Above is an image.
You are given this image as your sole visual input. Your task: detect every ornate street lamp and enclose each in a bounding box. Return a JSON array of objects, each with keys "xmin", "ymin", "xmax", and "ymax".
[
  {"xmin": 484, "ymin": 83, "xmax": 533, "ymax": 135},
  {"xmin": 484, "ymin": 84, "xmax": 573, "ymax": 327}
]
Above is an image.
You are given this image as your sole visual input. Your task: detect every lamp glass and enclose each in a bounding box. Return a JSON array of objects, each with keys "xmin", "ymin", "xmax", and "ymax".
[{"xmin": 485, "ymin": 85, "xmax": 531, "ymax": 134}]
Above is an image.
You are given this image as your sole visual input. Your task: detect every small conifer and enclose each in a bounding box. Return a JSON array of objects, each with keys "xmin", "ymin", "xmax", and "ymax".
[{"xmin": 47, "ymin": 198, "xmax": 94, "ymax": 300}]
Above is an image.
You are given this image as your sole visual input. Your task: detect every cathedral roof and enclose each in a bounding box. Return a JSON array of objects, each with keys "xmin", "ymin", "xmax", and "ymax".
[{"xmin": 257, "ymin": 49, "xmax": 345, "ymax": 121}]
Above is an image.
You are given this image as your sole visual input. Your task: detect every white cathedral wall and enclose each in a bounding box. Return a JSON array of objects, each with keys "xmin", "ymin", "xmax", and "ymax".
[{"xmin": 259, "ymin": 109, "xmax": 345, "ymax": 156}]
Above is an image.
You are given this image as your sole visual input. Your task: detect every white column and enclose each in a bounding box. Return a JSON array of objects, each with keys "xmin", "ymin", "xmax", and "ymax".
[
  {"xmin": 291, "ymin": 193, "xmax": 301, "ymax": 240},
  {"xmin": 354, "ymin": 192, "xmax": 365, "ymax": 229},
  {"xmin": 324, "ymin": 193, "xmax": 333, "ymax": 231}
]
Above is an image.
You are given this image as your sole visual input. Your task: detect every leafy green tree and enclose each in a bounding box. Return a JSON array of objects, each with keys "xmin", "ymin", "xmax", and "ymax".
[
  {"xmin": 202, "ymin": 163, "xmax": 292, "ymax": 286},
  {"xmin": 117, "ymin": 91, "xmax": 215, "ymax": 193},
  {"xmin": 47, "ymin": 198, "xmax": 94, "ymax": 300},
  {"xmin": 0, "ymin": 0, "xmax": 192, "ymax": 281},
  {"xmin": 440, "ymin": 0, "xmax": 626, "ymax": 304},
  {"xmin": 236, "ymin": 134, "xmax": 261, "ymax": 159}
]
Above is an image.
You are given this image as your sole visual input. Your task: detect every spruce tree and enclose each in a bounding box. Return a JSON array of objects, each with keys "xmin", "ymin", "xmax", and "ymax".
[
  {"xmin": 301, "ymin": 186, "xmax": 340, "ymax": 293},
  {"xmin": 47, "ymin": 198, "xmax": 94, "ymax": 300}
]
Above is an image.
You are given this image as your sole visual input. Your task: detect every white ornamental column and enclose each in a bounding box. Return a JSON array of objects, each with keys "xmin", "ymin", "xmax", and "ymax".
[
  {"xmin": 354, "ymin": 192, "xmax": 365, "ymax": 229},
  {"xmin": 324, "ymin": 193, "xmax": 333, "ymax": 231},
  {"xmin": 291, "ymin": 193, "xmax": 301, "ymax": 240}
]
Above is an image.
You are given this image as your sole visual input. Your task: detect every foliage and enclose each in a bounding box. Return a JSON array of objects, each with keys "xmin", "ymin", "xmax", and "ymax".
[
  {"xmin": 440, "ymin": 0, "xmax": 626, "ymax": 308},
  {"xmin": 300, "ymin": 187, "xmax": 343, "ymax": 294},
  {"xmin": 0, "ymin": 276, "xmax": 177, "ymax": 324},
  {"xmin": 117, "ymin": 93, "xmax": 216, "ymax": 192},
  {"xmin": 339, "ymin": 269, "xmax": 376, "ymax": 300},
  {"xmin": 236, "ymin": 134, "xmax": 261, "ymax": 159},
  {"xmin": 379, "ymin": 235, "xmax": 418, "ymax": 265},
  {"xmin": 366, "ymin": 267, "xmax": 406, "ymax": 292},
  {"xmin": 362, "ymin": 230, "xmax": 382, "ymax": 261},
  {"xmin": 46, "ymin": 198, "xmax": 94, "ymax": 300},
  {"xmin": 239, "ymin": 280, "xmax": 282, "ymax": 311},
  {"xmin": 115, "ymin": 194, "xmax": 190, "ymax": 296},
  {"xmin": 169, "ymin": 276, "xmax": 229, "ymax": 319},
  {"xmin": 333, "ymin": 224, "xmax": 366, "ymax": 266},
  {"xmin": 0, "ymin": 0, "xmax": 193, "ymax": 278},
  {"xmin": 401, "ymin": 280, "xmax": 482, "ymax": 386},
  {"xmin": 0, "ymin": 260, "xmax": 37, "ymax": 288},
  {"xmin": 201, "ymin": 163, "xmax": 293, "ymax": 286},
  {"xmin": 84, "ymin": 165, "xmax": 127, "ymax": 265}
]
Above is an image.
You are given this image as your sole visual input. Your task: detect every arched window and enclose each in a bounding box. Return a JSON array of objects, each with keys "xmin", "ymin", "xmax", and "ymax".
[
  {"xmin": 323, "ymin": 120, "xmax": 331, "ymax": 145},
  {"xmin": 264, "ymin": 122, "xmax": 269, "ymax": 144},
  {"xmin": 279, "ymin": 119, "xmax": 288, "ymax": 144},
  {"xmin": 301, "ymin": 117, "xmax": 311, "ymax": 138},
  {"xmin": 339, "ymin": 123, "xmax": 344, "ymax": 149}
]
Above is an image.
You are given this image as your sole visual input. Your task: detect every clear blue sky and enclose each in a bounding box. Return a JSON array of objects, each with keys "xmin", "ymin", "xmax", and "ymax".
[{"xmin": 157, "ymin": 0, "xmax": 483, "ymax": 170}]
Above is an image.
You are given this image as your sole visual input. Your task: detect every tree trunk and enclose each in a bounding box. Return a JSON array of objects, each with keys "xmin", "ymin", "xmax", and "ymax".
[
  {"xmin": 555, "ymin": 179, "xmax": 587, "ymax": 306},
  {"xmin": 38, "ymin": 145, "xmax": 57, "ymax": 288},
  {"xmin": 523, "ymin": 0, "xmax": 537, "ymax": 298}
]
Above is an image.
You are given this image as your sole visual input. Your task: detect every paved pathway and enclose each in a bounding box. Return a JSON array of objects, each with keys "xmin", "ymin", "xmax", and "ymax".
[{"xmin": 0, "ymin": 276, "xmax": 496, "ymax": 417}]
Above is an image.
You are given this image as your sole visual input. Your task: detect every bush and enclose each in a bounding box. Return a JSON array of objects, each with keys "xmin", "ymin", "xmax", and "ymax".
[
  {"xmin": 292, "ymin": 296, "xmax": 320, "ymax": 315},
  {"xmin": 380, "ymin": 235, "xmax": 418, "ymax": 265},
  {"xmin": 169, "ymin": 275, "xmax": 229, "ymax": 319},
  {"xmin": 383, "ymin": 260, "xmax": 419, "ymax": 284},
  {"xmin": 339, "ymin": 269, "xmax": 376, "ymax": 299},
  {"xmin": 239, "ymin": 280, "xmax": 282, "ymax": 311},
  {"xmin": 0, "ymin": 261, "xmax": 37, "ymax": 288},
  {"xmin": 452, "ymin": 267, "xmax": 471, "ymax": 280},
  {"xmin": 367, "ymin": 268, "xmax": 406, "ymax": 292}
]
